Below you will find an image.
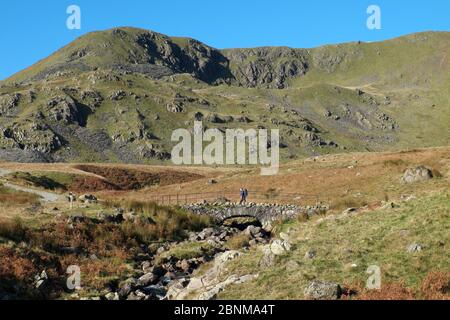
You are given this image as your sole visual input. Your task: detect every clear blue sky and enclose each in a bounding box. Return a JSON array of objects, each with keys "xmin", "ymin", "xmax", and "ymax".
[{"xmin": 1, "ymin": 0, "xmax": 449, "ymax": 80}]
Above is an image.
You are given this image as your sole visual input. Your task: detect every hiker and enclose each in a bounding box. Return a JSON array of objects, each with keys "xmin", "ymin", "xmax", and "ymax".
[
  {"xmin": 244, "ymin": 188, "xmax": 249, "ymax": 204},
  {"xmin": 239, "ymin": 188, "xmax": 245, "ymax": 205},
  {"xmin": 68, "ymin": 192, "xmax": 76, "ymax": 209}
]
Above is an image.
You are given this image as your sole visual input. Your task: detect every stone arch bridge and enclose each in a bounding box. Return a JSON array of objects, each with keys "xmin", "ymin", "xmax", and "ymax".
[{"xmin": 182, "ymin": 203, "xmax": 329, "ymax": 225}]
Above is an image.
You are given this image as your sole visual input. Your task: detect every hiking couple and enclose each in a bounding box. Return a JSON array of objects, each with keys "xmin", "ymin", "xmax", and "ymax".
[{"xmin": 239, "ymin": 188, "xmax": 249, "ymax": 205}]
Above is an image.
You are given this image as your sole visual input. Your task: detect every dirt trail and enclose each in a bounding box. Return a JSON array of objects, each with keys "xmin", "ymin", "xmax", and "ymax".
[{"xmin": 0, "ymin": 169, "xmax": 63, "ymax": 202}]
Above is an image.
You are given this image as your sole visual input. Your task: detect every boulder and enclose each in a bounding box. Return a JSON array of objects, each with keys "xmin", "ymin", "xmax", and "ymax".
[
  {"xmin": 244, "ymin": 225, "xmax": 262, "ymax": 237},
  {"xmin": 402, "ymin": 166, "xmax": 433, "ymax": 183},
  {"xmin": 207, "ymin": 113, "xmax": 225, "ymax": 123},
  {"xmin": 198, "ymin": 228, "xmax": 215, "ymax": 240},
  {"xmin": 105, "ymin": 292, "xmax": 119, "ymax": 300},
  {"xmin": 34, "ymin": 270, "xmax": 48, "ymax": 289},
  {"xmin": 197, "ymin": 274, "xmax": 257, "ymax": 300},
  {"xmin": 406, "ymin": 243, "xmax": 423, "ymax": 253},
  {"xmin": 217, "ymin": 250, "xmax": 240, "ymax": 264},
  {"xmin": 141, "ymin": 285, "xmax": 167, "ymax": 300},
  {"xmin": 259, "ymin": 246, "xmax": 276, "ymax": 268},
  {"xmin": 79, "ymin": 194, "xmax": 98, "ymax": 204},
  {"xmin": 165, "ymin": 279, "xmax": 189, "ymax": 300},
  {"xmin": 137, "ymin": 273, "xmax": 157, "ymax": 287},
  {"xmin": 166, "ymin": 100, "xmax": 184, "ymax": 113},
  {"xmin": 117, "ymin": 279, "xmax": 136, "ymax": 299},
  {"xmin": 126, "ymin": 291, "xmax": 146, "ymax": 301},
  {"xmin": 178, "ymin": 259, "xmax": 191, "ymax": 272},
  {"xmin": 270, "ymin": 239, "xmax": 291, "ymax": 256},
  {"xmin": 141, "ymin": 261, "xmax": 152, "ymax": 273},
  {"xmin": 304, "ymin": 280, "xmax": 342, "ymax": 300},
  {"xmin": 304, "ymin": 249, "xmax": 317, "ymax": 260}
]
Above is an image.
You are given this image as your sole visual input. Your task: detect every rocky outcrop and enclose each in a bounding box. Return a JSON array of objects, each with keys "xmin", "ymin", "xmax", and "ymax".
[
  {"xmin": 133, "ymin": 30, "xmax": 232, "ymax": 84},
  {"xmin": 80, "ymin": 90, "xmax": 103, "ymax": 108},
  {"xmin": 0, "ymin": 93, "xmax": 21, "ymax": 116},
  {"xmin": 47, "ymin": 96, "xmax": 89, "ymax": 126},
  {"xmin": 0, "ymin": 122, "xmax": 62, "ymax": 154},
  {"xmin": 402, "ymin": 166, "xmax": 433, "ymax": 183},
  {"xmin": 89, "ymin": 221, "xmax": 269, "ymax": 301},
  {"xmin": 223, "ymin": 47, "xmax": 309, "ymax": 88},
  {"xmin": 109, "ymin": 90, "xmax": 126, "ymax": 101},
  {"xmin": 166, "ymin": 100, "xmax": 185, "ymax": 113},
  {"xmin": 166, "ymin": 251, "xmax": 258, "ymax": 300},
  {"xmin": 137, "ymin": 144, "xmax": 171, "ymax": 161}
]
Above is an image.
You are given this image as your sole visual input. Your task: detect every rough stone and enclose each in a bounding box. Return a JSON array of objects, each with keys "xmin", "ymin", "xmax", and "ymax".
[
  {"xmin": 270, "ymin": 240, "xmax": 291, "ymax": 256},
  {"xmin": 402, "ymin": 166, "xmax": 433, "ymax": 183},
  {"xmin": 407, "ymin": 243, "xmax": 423, "ymax": 253},
  {"xmin": 304, "ymin": 280, "xmax": 342, "ymax": 300}
]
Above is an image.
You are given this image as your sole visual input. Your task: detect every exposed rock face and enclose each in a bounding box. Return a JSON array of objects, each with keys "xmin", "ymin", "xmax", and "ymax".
[
  {"xmin": 109, "ymin": 90, "xmax": 126, "ymax": 101},
  {"xmin": 207, "ymin": 113, "xmax": 227, "ymax": 123},
  {"xmin": 166, "ymin": 100, "xmax": 185, "ymax": 113},
  {"xmin": 0, "ymin": 149, "xmax": 53, "ymax": 163},
  {"xmin": 133, "ymin": 31, "xmax": 232, "ymax": 84},
  {"xmin": 166, "ymin": 250, "xmax": 257, "ymax": 300},
  {"xmin": 304, "ymin": 280, "xmax": 342, "ymax": 300},
  {"xmin": 0, "ymin": 122, "xmax": 62, "ymax": 154},
  {"xmin": 80, "ymin": 90, "xmax": 103, "ymax": 108},
  {"xmin": 0, "ymin": 93, "xmax": 21, "ymax": 115},
  {"xmin": 402, "ymin": 166, "xmax": 433, "ymax": 183},
  {"xmin": 47, "ymin": 96, "xmax": 88, "ymax": 126},
  {"xmin": 138, "ymin": 144, "xmax": 171, "ymax": 161},
  {"xmin": 223, "ymin": 47, "xmax": 309, "ymax": 88}
]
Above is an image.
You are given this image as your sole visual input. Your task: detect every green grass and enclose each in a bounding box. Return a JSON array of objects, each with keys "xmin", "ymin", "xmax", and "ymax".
[
  {"xmin": 157, "ymin": 242, "xmax": 216, "ymax": 263},
  {"xmin": 7, "ymin": 172, "xmax": 67, "ymax": 191}
]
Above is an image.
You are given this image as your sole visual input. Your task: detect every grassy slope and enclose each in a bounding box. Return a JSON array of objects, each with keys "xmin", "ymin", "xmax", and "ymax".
[{"xmin": 218, "ymin": 191, "xmax": 450, "ymax": 299}]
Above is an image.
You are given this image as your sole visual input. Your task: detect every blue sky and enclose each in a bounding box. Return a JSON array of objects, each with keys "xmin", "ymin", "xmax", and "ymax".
[{"xmin": 1, "ymin": 0, "xmax": 449, "ymax": 80}]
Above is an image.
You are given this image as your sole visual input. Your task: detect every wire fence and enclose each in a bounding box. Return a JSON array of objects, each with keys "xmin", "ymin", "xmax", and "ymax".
[{"xmin": 146, "ymin": 190, "xmax": 324, "ymax": 206}]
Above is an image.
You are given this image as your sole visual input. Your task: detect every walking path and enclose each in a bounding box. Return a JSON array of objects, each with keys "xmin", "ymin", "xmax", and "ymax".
[{"xmin": 0, "ymin": 169, "xmax": 63, "ymax": 202}]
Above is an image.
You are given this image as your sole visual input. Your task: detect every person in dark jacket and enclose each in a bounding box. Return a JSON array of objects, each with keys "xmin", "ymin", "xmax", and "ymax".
[
  {"xmin": 239, "ymin": 188, "xmax": 245, "ymax": 205},
  {"xmin": 243, "ymin": 189, "xmax": 249, "ymax": 204}
]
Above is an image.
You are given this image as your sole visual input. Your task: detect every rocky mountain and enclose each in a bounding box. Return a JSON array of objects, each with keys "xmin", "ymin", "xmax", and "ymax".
[{"xmin": 0, "ymin": 27, "xmax": 449, "ymax": 163}]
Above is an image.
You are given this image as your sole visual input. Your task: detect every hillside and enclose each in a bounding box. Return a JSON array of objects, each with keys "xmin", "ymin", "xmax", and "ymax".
[
  {"xmin": 0, "ymin": 27, "xmax": 449, "ymax": 163},
  {"xmin": 217, "ymin": 190, "xmax": 449, "ymax": 300},
  {"xmin": 0, "ymin": 147, "xmax": 448, "ymax": 300}
]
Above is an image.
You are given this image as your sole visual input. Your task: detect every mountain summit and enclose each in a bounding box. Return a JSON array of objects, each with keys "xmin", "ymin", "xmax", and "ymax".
[{"xmin": 1, "ymin": 28, "xmax": 449, "ymax": 163}]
